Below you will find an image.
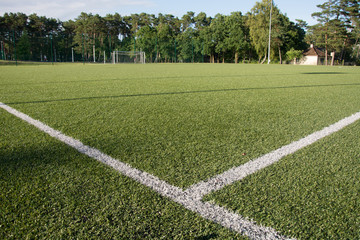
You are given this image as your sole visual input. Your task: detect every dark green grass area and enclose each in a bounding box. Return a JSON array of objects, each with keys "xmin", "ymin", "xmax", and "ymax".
[
  {"xmin": 1, "ymin": 64, "xmax": 360, "ymax": 188},
  {"xmin": 0, "ymin": 111, "xmax": 244, "ymax": 239},
  {"xmin": 205, "ymin": 120, "xmax": 360, "ymax": 239}
]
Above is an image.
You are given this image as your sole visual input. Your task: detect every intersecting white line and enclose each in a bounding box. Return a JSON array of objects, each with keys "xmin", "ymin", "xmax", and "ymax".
[
  {"xmin": 2, "ymin": 102, "xmax": 359, "ymax": 240},
  {"xmin": 0, "ymin": 102, "xmax": 290, "ymax": 239},
  {"xmin": 184, "ymin": 110, "xmax": 360, "ymax": 200}
]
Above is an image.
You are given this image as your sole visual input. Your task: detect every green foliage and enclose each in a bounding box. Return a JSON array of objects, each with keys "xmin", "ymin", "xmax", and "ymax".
[
  {"xmin": 286, "ymin": 48, "xmax": 303, "ymax": 61},
  {"xmin": 176, "ymin": 28, "xmax": 197, "ymax": 62},
  {"xmin": 136, "ymin": 25, "xmax": 157, "ymax": 62},
  {"xmin": 1, "ymin": 0, "xmax": 358, "ymax": 63},
  {"xmin": 17, "ymin": 31, "xmax": 31, "ymax": 60},
  {"xmin": 0, "ymin": 5, "xmax": 308, "ymax": 64},
  {"xmin": 157, "ymin": 23, "xmax": 175, "ymax": 62},
  {"xmin": 249, "ymin": 0, "xmax": 272, "ymax": 62},
  {"xmin": 309, "ymin": 0, "xmax": 360, "ymax": 63},
  {"xmin": 225, "ymin": 12, "xmax": 249, "ymax": 63},
  {"xmin": 211, "ymin": 14, "xmax": 228, "ymax": 62},
  {"xmin": 248, "ymin": 0, "xmax": 307, "ymax": 63}
]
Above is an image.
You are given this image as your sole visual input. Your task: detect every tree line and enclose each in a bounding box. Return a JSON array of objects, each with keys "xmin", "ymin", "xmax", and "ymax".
[{"xmin": 0, "ymin": 0, "xmax": 359, "ymax": 64}]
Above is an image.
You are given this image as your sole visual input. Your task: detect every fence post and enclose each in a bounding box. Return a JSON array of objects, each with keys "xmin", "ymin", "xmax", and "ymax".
[{"xmin": 93, "ymin": 45, "xmax": 96, "ymax": 63}]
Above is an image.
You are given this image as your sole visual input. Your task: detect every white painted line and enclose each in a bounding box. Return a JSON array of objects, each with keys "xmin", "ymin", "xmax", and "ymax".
[
  {"xmin": 0, "ymin": 102, "xmax": 290, "ymax": 240},
  {"xmin": 3, "ymin": 102, "xmax": 358, "ymax": 240},
  {"xmin": 174, "ymin": 196, "xmax": 294, "ymax": 240},
  {"xmin": 185, "ymin": 111, "xmax": 360, "ymax": 199},
  {"xmin": 0, "ymin": 102, "xmax": 183, "ymax": 200}
]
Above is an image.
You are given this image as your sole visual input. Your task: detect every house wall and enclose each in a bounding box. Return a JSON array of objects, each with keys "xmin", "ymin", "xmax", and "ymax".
[{"xmin": 300, "ymin": 56, "xmax": 318, "ymax": 65}]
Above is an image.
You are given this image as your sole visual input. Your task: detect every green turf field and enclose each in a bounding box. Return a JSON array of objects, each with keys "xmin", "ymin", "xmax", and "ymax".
[
  {"xmin": 1, "ymin": 63, "xmax": 359, "ymax": 239},
  {"xmin": 205, "ymin": 120, "xmax": 360, "ymax": 239}
]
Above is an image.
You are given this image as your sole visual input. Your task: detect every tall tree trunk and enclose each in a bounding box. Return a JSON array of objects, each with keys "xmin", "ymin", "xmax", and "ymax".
[
  {"xmin": 235, "ymin": 52, "xmax": 238, "ymax": 64},
  {"xmin": 278, "ymin": 43, "xmax": 282, "ymax": 64},
  {"xmin": 340, "ymin": 36, "xmax": 349, "ymax": 62},
  {"xmin": 325, "ymin": 33, "xmax": 328, "ymax": 65},
  {"xmin": 325, "ymin": 48, "xmax": 328, "ymax": 65},
  {"xmin": 260, "ymin": 55, "xmax": 267, "ymax": 64}
]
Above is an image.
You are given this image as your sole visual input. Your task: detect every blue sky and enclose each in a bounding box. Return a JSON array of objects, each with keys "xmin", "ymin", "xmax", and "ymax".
[{"xmin": 0, "ymin": 0, "xmax": 325, "ymax": 25}]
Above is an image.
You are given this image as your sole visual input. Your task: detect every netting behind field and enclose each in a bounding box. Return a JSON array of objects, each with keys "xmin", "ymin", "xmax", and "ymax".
[{"xmin": 112, "ymin": 51, "xmax": 145, "ymax": 64}]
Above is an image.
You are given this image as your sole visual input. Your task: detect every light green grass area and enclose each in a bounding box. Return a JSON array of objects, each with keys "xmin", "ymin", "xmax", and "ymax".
[
  {"xmin": 205, "ymin": 120, "xmax": 360, "ymax": 240},
  {"xmin": 0, "ymin": 111, "xmax": 243, "ymax": 239},
  {"xmin": 1, "ymin": 64, "xmax": 359, "ymax": 188}
]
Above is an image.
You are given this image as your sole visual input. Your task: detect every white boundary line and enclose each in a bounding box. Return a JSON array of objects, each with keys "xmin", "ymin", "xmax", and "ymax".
[
  {"xmin": 2, "ymin": 102, "xmax": 360, "ymax": 239},
  {"xmin": 185, "ymin": 111, "xmax": 360, "ymax": 199},
  {"xmin": 0, "ymin": 102, "xmax": 289, "ymax": 240}
]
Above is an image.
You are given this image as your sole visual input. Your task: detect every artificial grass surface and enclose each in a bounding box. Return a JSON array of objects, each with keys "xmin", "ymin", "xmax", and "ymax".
[
  {"xmin": 206, "ymin": 120, "xmax": 360, "ymax": 239},
  {"xmin": 1, "ymin": 64, "xmax": 360, "ymax": 188},
  {"xmin": 0, "ymin": 110, "xmax": 244, "ymax": 239},
  {"xmin": 1, "ymin": 64, "xmax": 360, "ymax": 239}
]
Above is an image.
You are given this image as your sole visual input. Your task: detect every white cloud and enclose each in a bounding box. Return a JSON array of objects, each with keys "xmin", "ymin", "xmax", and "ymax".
[{"xmin": 0, "ymin": 0, "xmax": 156, "ymax": 20}]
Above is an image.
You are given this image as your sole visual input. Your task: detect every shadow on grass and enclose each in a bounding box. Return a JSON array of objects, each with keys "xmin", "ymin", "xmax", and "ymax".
[
  {"xmin": 5, "ymin": 82, "xmax": 360, "ymax": 105},
  {"xmin": 302, "ymin": 72, "xmax": 347, "ymax": 75},
  {"xmin": 194, "ymin": 234, "xmax": 218, "ymax": 240},
  {"xmin": 0, "ymin": 142, "xmax": 77, "ymax": 170},
  {"xmin": 0, "ymin": 73, "xmax": 297, "ymax": 86},
  {"xmin": 0, "ymin": 60, "xmax": 53, "ymax": 66}
]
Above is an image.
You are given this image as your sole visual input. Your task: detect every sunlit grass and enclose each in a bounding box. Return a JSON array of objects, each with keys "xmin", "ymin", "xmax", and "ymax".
[
  {"xmin": 1, "ymin": 64, "xmax": 359, "ymax": 187},
  {"xmin": 206, "ymin": 120, "xmax": 360, "ymax": 239}
]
